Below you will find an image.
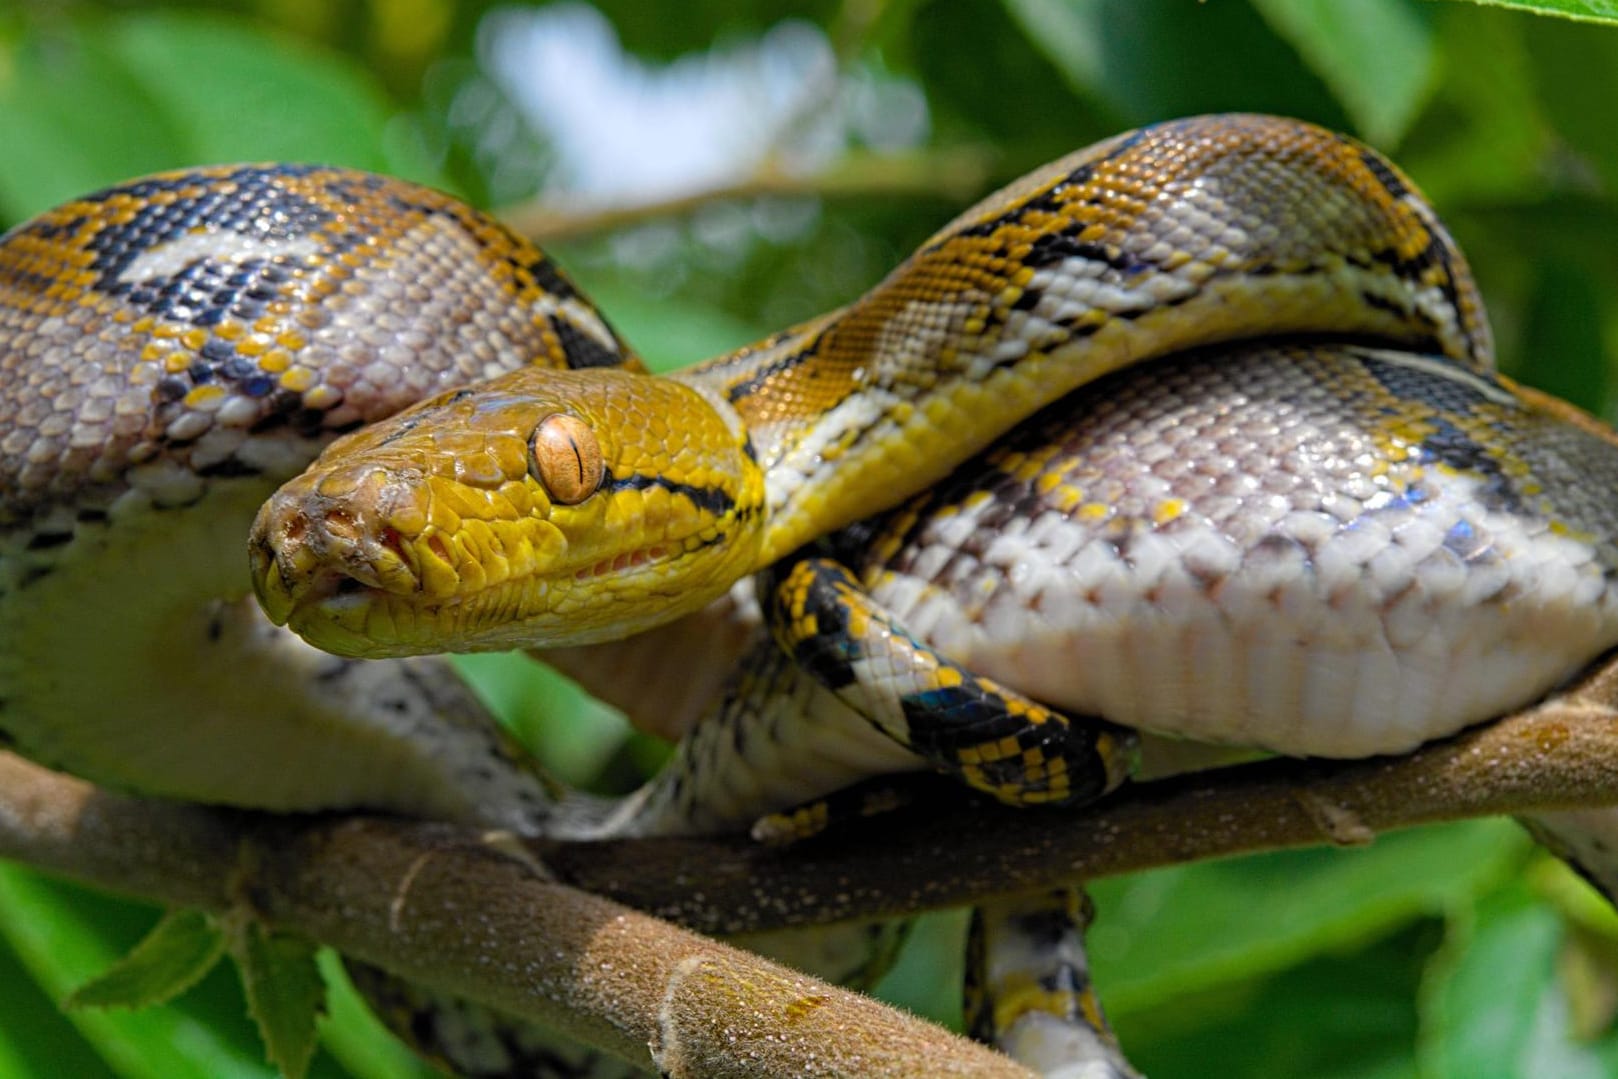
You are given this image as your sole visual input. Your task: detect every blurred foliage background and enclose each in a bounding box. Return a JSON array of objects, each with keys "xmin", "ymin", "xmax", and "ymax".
[{"xmin": 5, "ymin": 0, "xmax": 1618, "ymax": 1076}]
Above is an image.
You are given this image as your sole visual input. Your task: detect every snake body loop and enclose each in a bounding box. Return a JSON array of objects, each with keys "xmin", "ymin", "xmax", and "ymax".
[
  {"xmin": 0, "ymin": 164, "xmax": 633, "ymax": 818},
  {"xmin": 249, "ymin": 113, "xmax": 1491, "ymax": 658}
]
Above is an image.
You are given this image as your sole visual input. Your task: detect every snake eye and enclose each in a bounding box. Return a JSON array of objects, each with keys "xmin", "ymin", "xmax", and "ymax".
[{"xmin": 528, "ymin": 414, "xmax": 604, "ymax": 505}]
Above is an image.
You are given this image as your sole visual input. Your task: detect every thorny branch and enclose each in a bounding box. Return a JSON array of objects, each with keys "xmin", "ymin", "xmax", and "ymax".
[{"xmin": 4, "ymin": 654, "xmax": 1618, "ymax": 1075}]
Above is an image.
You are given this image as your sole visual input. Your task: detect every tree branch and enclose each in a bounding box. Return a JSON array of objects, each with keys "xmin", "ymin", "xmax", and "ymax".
[
  {"xmin": 0, "ymin": 756, "xmax": 1028, "ymax": 1078},
  {"xmin": 498, "ymin": 147, "xmax": 997, "ymax": 242},
  {"xmin": 3, "ymin": 655, "xmax": 1618, "ymax": 1074},
  {"xmin": 536, "ymin": 656, "xmax": 1618, "ymax": 935}
]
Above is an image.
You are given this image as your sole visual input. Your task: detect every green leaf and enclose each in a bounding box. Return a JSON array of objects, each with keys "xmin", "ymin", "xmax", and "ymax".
[
  {"xmin": 1395, "ymin": 2, "xmax": 1549, "ymax": 207},
  {"xmin": 1442, "ymin": 0, "xmax": 1618, "ymax": 25},
  {"xmin": 1445, "ymin": 196, "xmax": 1618, "ymax": 384},
  {"xmin": 102, "ymin": 11, "xmax": 397, "ymax": 173},
  {"xmin": 1120, "ymin": 920, "xmax": 1437, "ymax": 1079},
  {"xmin": 65, "ymin": 910, "xmax": 225, "ymax": 1012},
  {"xmin": 872, "ymin": 910, "xmax": 971, "ymax": 1030},
  {"xmin": 1419, "ymin": 886, "xmax": 1558, "ymax": 1078},
  {"xmin": 1249, "ymin": 0, "xmax": 1437, "ymax": 145},
  {"xmin": 1521, "ymin": 11, "xmax": 1618, "ymax": 193},
  {"xmin": 315, "ymin": 953, "xmax": 437, "ymax": 1079},
  {"xmin": 1418, "ymin": 876, "xmax": 1618, "ymax": 1078},
  {"xmin": 0, "ymin": 9, "xmax": 413, "ymax": 225},
  {"xmin": 996, "ymin": 0, "xmax": 1347, "ymax": 130},
  {"xmin": 1538, "ymin": 855, "xmax": 1618, "ymax": 943},
  {"xmin": 451, "ymin": 653, "xmax": 632, "ymax": 788},
  {"xmin": 0, "ymin": 922, "xmax": 117, "ymax": 1079},
  {"xmin": 1088, "ymin": 819, "xmax": 1529, "ymax": 1014},
  {"xmin": 1519, "ymin": 259, "xmax": 1610, "ymax": 413},
  {"xmin": 0, "ymin": 866, "xmax": 278, "ymax": 1079},
  {"xmin": 577, "ymin": 276, "xmax": 764, "ymax": 373},
  {"xmin": 0, "ymin": 23, "xmax": 185, "ymax": 221},
  {"xmin": 232, "ymin": 922, "xmax": 326, "ymax": 1079}
]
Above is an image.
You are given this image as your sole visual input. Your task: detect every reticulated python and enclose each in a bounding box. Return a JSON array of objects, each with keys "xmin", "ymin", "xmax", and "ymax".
[
  {"xmin": 6, "ymin": 115, "xmax": 1618, "ymax": 1077},
  {"xmin": 243, "ymin": 111, "xmax": 1618, "ymax": 822},
  {"xmin": 251, "ymin": 113, "xmax": 1491, "ymax": 659},
  {"xmin": 247, "ymin": 113, "xmax": 1618, "ymax": 1070}
]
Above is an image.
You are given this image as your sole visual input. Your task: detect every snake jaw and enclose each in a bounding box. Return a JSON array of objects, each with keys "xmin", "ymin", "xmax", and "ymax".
[{"xmin": 258, "ymin": 527, "xmax": 750, "ymax": 658}]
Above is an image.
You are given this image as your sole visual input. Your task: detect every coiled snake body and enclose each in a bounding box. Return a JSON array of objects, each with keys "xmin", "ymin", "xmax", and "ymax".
[
  {"xmin": 243, "ymin": 113, "xmax": 1618, "ymax": 818},
  {"xmin": 6, "ymin": 116, "xmax": 1618, "ymax": 1076},
  {"xmin": 0, "ymin": 164, "xmax": 625, "ymax": 823}
]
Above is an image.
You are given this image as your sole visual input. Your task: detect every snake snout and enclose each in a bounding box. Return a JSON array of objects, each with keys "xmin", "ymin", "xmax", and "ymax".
[{"xmin": 248, "ymin": 466, "xmax": 424, "ymax": 628}]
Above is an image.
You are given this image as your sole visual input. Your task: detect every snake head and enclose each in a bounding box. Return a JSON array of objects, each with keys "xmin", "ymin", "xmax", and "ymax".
[{"xmin": 249, "ymin": 366, "xmax": 765, "ymax": 658}]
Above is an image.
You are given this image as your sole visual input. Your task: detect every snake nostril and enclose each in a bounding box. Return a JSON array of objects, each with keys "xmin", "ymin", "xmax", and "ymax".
[
  {"xmin": 320, "ymin": 508, "xmax": 360, "ymax": 543},
  {"xmin": 279, "ymin": 513, "xmax": 307, "ymax": 546}
]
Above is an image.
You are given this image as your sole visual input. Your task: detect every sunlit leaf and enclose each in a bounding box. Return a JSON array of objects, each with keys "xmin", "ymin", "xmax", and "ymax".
[
  {"xmin": 1443, "ymin": 0, "xmax": 1618, "ymax": 24},
  {"xmin": 871, "ymin": 910, "xmax": 971, "ymax": 1030},
  {"xmin": 102, "ymin": 11, "xmax": 396, "ymax": 173},
  {"xmin": 1418, "ymin": 879, "xmax": 1618, "ymax": 1078},
  {"xmin": 0, "ymin": 24, "xmax": 183, "ymax": 220},
  {"xmin": 451, "ymin": 654, "xmax": 632, "ymax": 788},
  {"xmin": 316, "ymin": 953, "xmax": 437, "ymax": 1079},
  {"xmin": 0, "ymin": 10, "xmax": 410, "ymax": 226}
]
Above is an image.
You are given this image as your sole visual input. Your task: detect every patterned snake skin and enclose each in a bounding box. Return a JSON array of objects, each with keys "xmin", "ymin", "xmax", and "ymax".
[
  {"xmin": 0, "ymin": 163, "xmax": 628, "ymax": 821},
  {"xmin": 250, "ymin": 113, "xmax": 1489, "ymax": 657},
  {"xmin": 5, "ymin": 116, "xmax": 1618, "ymax": 1077}
]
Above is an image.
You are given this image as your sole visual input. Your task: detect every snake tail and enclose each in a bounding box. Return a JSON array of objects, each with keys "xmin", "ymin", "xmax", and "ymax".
[{"xmin": 966, "ymin": 888, "xmax": 1140, "ymax": 1079}]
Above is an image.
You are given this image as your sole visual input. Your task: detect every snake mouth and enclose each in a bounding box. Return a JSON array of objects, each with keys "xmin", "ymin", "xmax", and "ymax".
[
  {"xmin": 250, "ymin": 496, "xmax": 729, "ymax": 656},
  {"xmin": 264, "ymin": 573, "xmax": 386, "ymax": 653},
  {"xmin": 249, "ymin": 495, "xmax": 422, "ymax": 631},
  {"xmin": 254, "ymin": 541, "xmax": 435, "ymax": 658}
]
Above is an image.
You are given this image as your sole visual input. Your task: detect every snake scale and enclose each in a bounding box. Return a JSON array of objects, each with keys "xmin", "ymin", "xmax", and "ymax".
[{"xmin": 6, "ymin": 115, "xmax": 1618, "ymax": 1077}]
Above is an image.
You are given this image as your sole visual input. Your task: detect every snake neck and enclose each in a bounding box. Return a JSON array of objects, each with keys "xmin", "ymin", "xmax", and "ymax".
[{"xmin": 681, "ymin": 114, "xmax": 1493, "ymax": 566}]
